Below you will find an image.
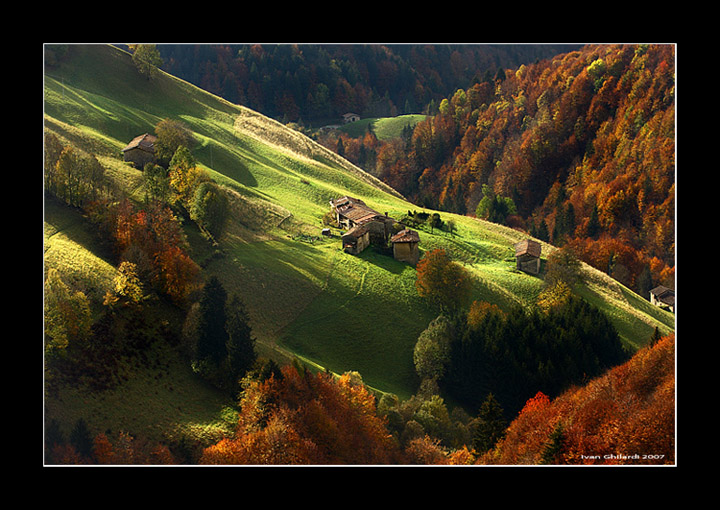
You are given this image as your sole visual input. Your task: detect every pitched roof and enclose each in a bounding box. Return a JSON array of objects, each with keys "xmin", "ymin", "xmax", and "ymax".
[
  {"xmin": 390, "ymin": 229, "xmax": 420, "ymax": 243},
  {"xmin": 514, "ymin": 239, "xmax": 541, "ymax": 258},
  {"xmin": 650, "ymin": 285, "xmax": 675, "ymax": 306},
  {"xmin": 331, "ymin": 196, "xmax": 385, "ymax": 225},
  {"xmin": 342, "ymin": 224, "xmax": 369, "ymax": 239},
  {"xmin": 122, "ymin": 133, "xmax": 157, "ymax": 153}
]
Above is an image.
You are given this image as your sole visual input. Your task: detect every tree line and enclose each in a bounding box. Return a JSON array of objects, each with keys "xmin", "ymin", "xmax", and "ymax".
[
  {"xmin": 45, "ymin": 332, "xmax": 673, "ymax": 465},
  {"xmin": 158, "ymin": 44, "xmax": 575, "ymax": 124}
]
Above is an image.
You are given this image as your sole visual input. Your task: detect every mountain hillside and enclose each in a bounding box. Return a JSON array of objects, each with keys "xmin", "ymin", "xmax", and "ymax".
[
  {"xmin": 479, "ymin": 334, "xmax": 675, "ymax": 465},
  {"xmin": 158, "ymin": 43, "xmax": 580, "ymax": 123},
  {"xmin": 44, "ymin": 43, "xmax": 673, "ymax": 409},
  {"xmin": 327, "ymin": 44, "xmax": 675, "ymax": 298}
]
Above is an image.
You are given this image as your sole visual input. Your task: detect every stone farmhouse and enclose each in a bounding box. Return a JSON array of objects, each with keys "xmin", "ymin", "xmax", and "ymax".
[
  {"xmin": 390, "ymin": 228, "xmax": 421, "ymax": 265},
  {"xmin": 650, "ymin": 285, "xmax": 675, "ymax": 312},
  {"xmin": 514, "ymin": 239, "xmax": 542, "ymax": 275},
  {"xmin": 122, "ymin": 133, "xmax": 157, "ymax": 169},
  {"xmin": 330, "ymin": 196, "xmax": 420, "ymax": 264}
]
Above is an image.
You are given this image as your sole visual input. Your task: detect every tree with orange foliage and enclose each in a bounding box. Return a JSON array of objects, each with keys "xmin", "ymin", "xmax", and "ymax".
[
  {"xmin": 93, "ymin": 199, "xmax": 200, "ymax": 304},
  {"xmin": 416, "ymin": 249, "xmax": 472, "ymax": 315},
  {"xmin": 93, "ymin": 432, "xmax": 115, "ymax": 464},
  {"xmin": 91, "ymin": 430, "xmax": 177, "ymax": 465},
  {"xmin": 200, "ymin": 365, "xmax": 402, "ymax": 465}
]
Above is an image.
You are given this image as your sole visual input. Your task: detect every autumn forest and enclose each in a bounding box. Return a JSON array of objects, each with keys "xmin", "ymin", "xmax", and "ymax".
[
  {"xmin": 317, "ymin": 44, "xmax": 676, "ymax": 297},
  {"xmin": 44, "ymin": 43, "xmax": 675, "ymax": 467}
]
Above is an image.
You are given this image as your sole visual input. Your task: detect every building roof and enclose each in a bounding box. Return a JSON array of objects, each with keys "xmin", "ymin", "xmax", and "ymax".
[
  {"xmin": 514, "ymin": 239, "xmax": 542, "ymax": 258},
  {"xmin": 331, "ymin": 196, "xmax": 386, "ymax": 225},
  {"xmin": 390, "ymin": 229, "xmax": 420, "ymax": 244},
  {"xmin": 650, "ymin": 285, "xmax": 675, "ymax": 306},
  {"xmin": 342, "ymin": 224, "xmax": 369, "ymax": 239},
  {"xmin": 122, "ymin": 133, "xmax": 157, "ymax": 153}
]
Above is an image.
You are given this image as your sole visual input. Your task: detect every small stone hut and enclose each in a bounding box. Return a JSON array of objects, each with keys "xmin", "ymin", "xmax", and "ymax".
[
  {"xmin": 650, "ymin": 285, "xmax": 675, "ymax": 312},
  {"xmin": 514, "ymin": 239, "xmax": 542, "ymax": 275},
  {"xmin": 390, "ymin": 229, "xmax": 421, "ymax": 265},
  {"xmin": 341, "ymin": 225, "xmax": 371, "ymax": 255},
  {"xmin": 122, "ymin": 133, "xmax": 157, "ymax": 169}
]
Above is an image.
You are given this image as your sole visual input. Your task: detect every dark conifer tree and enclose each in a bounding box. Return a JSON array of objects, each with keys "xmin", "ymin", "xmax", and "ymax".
[
  {"xmin": 225, "ymin": 293, "xmax": 256, "ymax": 383},
  {"xmin": 196, "ymin": 277, "xmax": 228, "ymax": 363},
  {"xmin": 70, "ymin": 418, "xmax": 93, "ymax": 459},
  {"xmin": 587, "ymin": 204, "xmax": 601, "ymax": 239},
  {"xmin": 540, "ymin": 423, "xmax": 567, "ymax": 464},
  {"xmin": 472, "ymin": 393, "xmax": 508, "ymax": 454}
]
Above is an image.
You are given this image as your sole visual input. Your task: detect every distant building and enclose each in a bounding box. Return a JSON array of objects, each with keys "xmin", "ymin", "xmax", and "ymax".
[
  {"xmin": 122, "ymin": 133, "xmax": 157, "ymax": 169},
  {"xmin": 514, "ymin": 239, "xmax": 542, "ymax": 275},
  {"xmin": 342, "ymin": 112, "xmax": 360, "ymax": 123},
  {"xmin": 650, "ymin": 285, "xmax": 675, "ymax": 312},
  {"xmin": 390, "ymin": 229, "xmax": 421, "ymax": 265}
]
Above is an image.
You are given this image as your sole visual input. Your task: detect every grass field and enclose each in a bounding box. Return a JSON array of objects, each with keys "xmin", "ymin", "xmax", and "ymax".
[
  {"xmin": 44, "ymin": 44, "xmax": 675, "ymax": 443},
  {"xmin": 336, "ymin": 114, "xmax": 427, "ymax": 140}
]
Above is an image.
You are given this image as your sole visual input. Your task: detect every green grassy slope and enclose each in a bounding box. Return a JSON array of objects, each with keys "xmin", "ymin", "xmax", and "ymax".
[
  {"xmin": 44, "ymin": 44, "xmax": 674, "ymax": 405},
  {"xmin": 336, "ymin": 114, "xmax": 427, "ymax": 140}
]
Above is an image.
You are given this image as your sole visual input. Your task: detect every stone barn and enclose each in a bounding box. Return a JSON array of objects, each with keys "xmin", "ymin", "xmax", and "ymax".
[
  {"xmin": 650, "ymin": 285, "xmax": 675, "ymax": 312},
  {"xmin": 341, "ymin": 225, "xmax": 370, "ymax": 255},
  {"xmin": 122, "ymin": 133, "xmax": 157, "ymax": 169},
  {"xmin": 514, "ymin": 239, "xmax": 542, "ymax": 275},
  {"xmin": 390, "ymin": 229, "xmax": 421, "ymax": 265}
]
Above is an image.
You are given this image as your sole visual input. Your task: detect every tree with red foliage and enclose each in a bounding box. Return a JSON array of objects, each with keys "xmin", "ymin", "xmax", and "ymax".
[{"xmin": 90, "ymin": 199, "xmax": 200, "ymax": 304}]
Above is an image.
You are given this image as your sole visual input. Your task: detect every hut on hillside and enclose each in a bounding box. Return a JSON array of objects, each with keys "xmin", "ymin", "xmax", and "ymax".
[
  {"xmin": 342, "ymin": 112, "xmax": 360, "ymax": 123},
  {"xmin": 650, "ymin": 285, "xmax": 675, "ymax": 312},
  {"xmin": 122, "ymin": 133, "xmax": 157, "ymax": 169},
  {"xmin": 514, "ymin": 239, "xmax": 542, "ymax": 275},
  {"xmin": 341, "ymin": 225, "xmax": 371, "ymax": 255},
  {"xmin": 390, "ymin": 229, "xmax": 421, "ymax": 265}
]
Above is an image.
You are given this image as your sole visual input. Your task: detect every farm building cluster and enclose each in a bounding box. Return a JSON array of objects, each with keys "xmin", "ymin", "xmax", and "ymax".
[
  {"xmin": 329, "ymin": 196, "xmax": 420, "ymax": 265},
  {"xmin": 330, "ymin": 196, "xmax": 547, "ymax": 272}
]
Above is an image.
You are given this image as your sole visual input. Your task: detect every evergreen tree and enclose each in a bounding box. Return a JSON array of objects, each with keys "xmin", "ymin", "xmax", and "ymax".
[
  {"xmin": 540, "ymin": 423, "xmax": 566, "ymax": 464},
  {"xmin": 196, "ymin": 277, "xmax": 228, "ymax": 363},
  {"xmin": 637, "ymin": 264, "xmax": 654, "ymax": 301},
  {"xmin": 70, "ymin": 418, "xmax": 93, "ymax": 459},
  {"xmin": 471, "ymin": 393, "xmax": 507, "ymax": 454},
  {"xmin": 537, "ymin": 219, "xmax": 549, "ymax": 242},
  {"xmin": 650, "ymin": 326, "xmax": 662, "ymax": 347},
  {"xmin": 45, "ymin": 419, "xmax": 64, "ymax": 461},
  {"xmin": 225, "ymin": 294, "xmax": 257, "ymax": 382},
  {"xmin": 587, "ymin": 204, "xmax": 601, "ymax": 239}
]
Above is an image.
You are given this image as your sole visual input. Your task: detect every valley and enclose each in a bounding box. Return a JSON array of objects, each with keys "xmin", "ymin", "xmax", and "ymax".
[{"xmin": 43, "ymin": 43, "xmax": 675, "ymax": 465}]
